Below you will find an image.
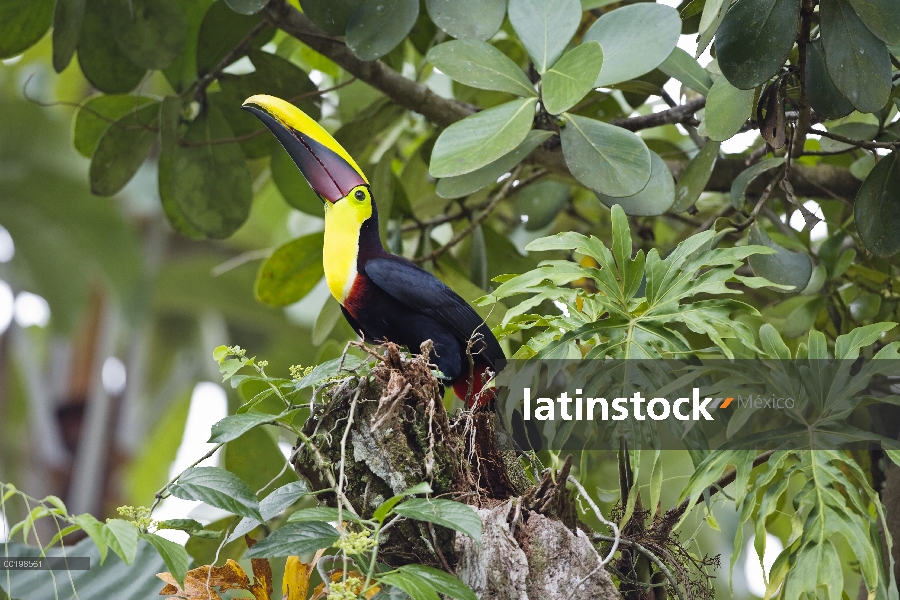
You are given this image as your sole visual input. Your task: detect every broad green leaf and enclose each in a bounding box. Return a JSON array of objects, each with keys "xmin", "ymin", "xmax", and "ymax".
[
  {"xmin": 851, "ymin": 154, "xmax": 876, "ymax": 181},
  {"xmin": 835, "ymin": 323, "xmax": 897, "ymax": 359},
  {"xmin": 52, "ymin": 0, "xmax": 84, "ymax": 72},
  {"xmin": 673, "ymin": 140, "xmax": 720, "ymax": 212},
  {"xmin": 377, "ymin": 571, "xmax": 440, "ymax": 600},
  {"xmin": 297, "ymin": 0, "xmax": 364, "ymax": 35},
  {"xmin": 346, "ymin": 0, "xmax": 419, "ymax": 61},
  {"xmin": 887, "ymin": 449, "xmax": 900, "ymax": 467},
  {"xmin": 559, "ymin": 113, "xmax": 652, "ymax": 197},
  {"xmin": 196, "ymin": 1, "xmax": 272, "ymax": 75},
  {"xmin": 209, "ymin": 412, "xmax": 288, "ymax": 443},
  {"xmin": 73, "ymin": 513, "xmax": 108, "ymax": 564},
  {"xmin": 89, "ymin": 102, "xmax": 160, "ymax": 196},
  {"xmin": 111, "ymin": 0, "xmax": 188, "ymax": 69},
  {"xmin": 595, "ymin": 150, "xmax": 675, "ymax": 216},
  {"xmin": 168, "ymin": 466, "xmax": 264, "ymax": 522},
  {"xmin": 255, "ymin": 232, "xmax": 325, "ymax": 306},
  {"xmin": 541, "ymin": 42, "xmax": 604, "ymax": 115},
  {"xmin": 703, "ymin": 76, "xmax": 754, "ymax": 141},
  {"xmin": 821, "ymin": 0, "xmax": 892, "ymax": 113},
  {"xmin": 659, "ymin": 47, "xmax": 713, "ymax": 95},
  {"xmin": 584, "ymin": 3, "xmax": 682, "ymax": 88},
  {"xmin": 139, "ymin": 533, "xmax": 190, "ymax": 587},
  {"xmin": 224, "ymin": 426, "xmax": 298, "ymax": 503},
  {"xmin": 73, "ymin": 94, "xmax": 157, "ymax": 158},
  {"xmin": 696, "ymin": 0, "xmax": 729, "ymax": 57},
  {"xmin": 77, "ymin": 0, "xmax": 146, "ymax": 93},
  {"xmin": 271, "ymin": 140, "xmax": 324, "ymax": 216},
  {"xmin": 759, "ymin": 323, "xmax": 791, "ymax": 359},
  {"xmin": 286, "ymin": 506, "xmax": 344, "ymax": 523},
  {"xmin": 102, "ymin": 519, "xmax": 139, "ymax": 565},
  {"xmin": 157, "ymin": 103, "xmax": 253, "ymax": 238},
  {"xmin": 820, "ymin": 123, "xmax": 880, "ymax": 153},
  {"xmin": 243, "ymin": 522, "xmax": 340, "ymax": 558},
  {"xmin": 747, "ymin": 224, "xmax": 812, "ymax": 292},
  {"xmin": 430, "ymin": 97, "xmax": 537, "ymax": 177},
  {"xmin": 436, "ymin": 130, "xmax": 553, "ymax": 199},
  {"xmin": 515, "ymin": 181, "xmax": 570, "ymax": 230},
  {"xmin": 397, "ymin": 565, "xmax": 477, "ymax": 600},
  {"xmin": 313, "ymin": 296, "xmax": 343, "ymax": 345},
  {"xmin": 507, "ymin": 0, "xmax": 581, "ymax": 74},
  {"xmin": 372, "ymin": 482, "xmax": 433, "ymax": 522},
  {"xmin": 855, "ymin": 151, "xmax": 900, "ymax": 257},
  {"xmin": 714, "ymin": 0, "xmax": 799, "ymax": 89},
  {"xmin": 161, "ymin": 0, "xmax": 214, "ymax": 93},
  {"xmin": 158, "ymin": 96, "xmax": 206, "ymax": 239},
  {"xmin": 295, "ymin": 354, "xmax": 366, "ymax": 388},
  {"xmin": 0, "ymin": 0, "xmax": 53, "ymax": 58},
  {"xmin": 228, "ymin": 481, "xmax": 310, "ymax": 542},
  {"xmin": 224, "ymin": 0, "xmax": 268, "ymax": 15},
  {"xmin": 806, "ymin": 40, "xmax": 854, "ymax": 119},
  {"xmin": 393, "ymin": 498, "xmax": 482, "ymax": 543},
  {"xmin": 426, "ymin": 40, "xmax": 536, "ymax": 97},
  {"xmin": 847, "ymin": 0, "xmax": 900, "ymax": 45},
  {"xmin": 730, "ymin": 157, "xmax": 785, "ymax": 210},
  {"xmin": 425, "ymin": 0, "xmax": 505, "ymax": 41}
]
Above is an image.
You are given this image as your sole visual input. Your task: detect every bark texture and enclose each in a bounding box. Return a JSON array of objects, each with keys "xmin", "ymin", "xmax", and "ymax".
[{"xmin": 291, "ymin": 344, "xmax": 621, "ymax": 599}]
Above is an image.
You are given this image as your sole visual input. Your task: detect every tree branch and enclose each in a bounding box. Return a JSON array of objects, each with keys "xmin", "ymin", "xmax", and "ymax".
[{"xmin": 610, "ymin": 97, "xmax": 705, "ymax": 131}]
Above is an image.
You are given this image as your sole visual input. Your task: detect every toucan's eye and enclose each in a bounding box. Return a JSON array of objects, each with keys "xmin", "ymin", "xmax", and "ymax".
[{"xmin": 355, "ymin": 189, "xmax": 366, "ymax": 201}]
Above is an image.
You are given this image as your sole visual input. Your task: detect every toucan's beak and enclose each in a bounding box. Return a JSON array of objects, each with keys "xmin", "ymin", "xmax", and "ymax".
[{"xmin": 241, "ymin": 94, "xmax": 368, "ymax": 202}]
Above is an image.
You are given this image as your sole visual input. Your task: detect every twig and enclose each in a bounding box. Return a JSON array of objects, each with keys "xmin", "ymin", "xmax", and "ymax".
[
  {"xmin": 149, "ymin": 443, "xmax": 224, "ymax": 515},
  {"xmin": 188, "ymin": 21, "xmax": 269, "ymax": 102},
  {"xmin": 567, "ymin": 475, "xmax": 620, "ymax": 566},
  {"xmin": 610, "ymin": 98, "xmax": 706, "ymax": 132},
  {"xmin": 812, "ymin": 127, "xmax": 900, "ymax": 150},
  {"xmin": 593, "ymin": 534, "xmax": 688, "ymax": 600},
  {"xmin": 791, "ymin": 0, "xmax": 815, "ymax": 157}
]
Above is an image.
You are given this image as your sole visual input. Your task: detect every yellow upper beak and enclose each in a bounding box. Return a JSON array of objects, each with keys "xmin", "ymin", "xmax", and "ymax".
[{"xmin": 242, "ymin": 94, "xmax": 368, "ymax": 202}]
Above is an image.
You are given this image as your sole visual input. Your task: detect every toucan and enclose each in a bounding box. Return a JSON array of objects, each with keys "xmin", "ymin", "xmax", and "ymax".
[{"xmin": 242, "ymin": 94, "xmax": 505, "ymax": 406}]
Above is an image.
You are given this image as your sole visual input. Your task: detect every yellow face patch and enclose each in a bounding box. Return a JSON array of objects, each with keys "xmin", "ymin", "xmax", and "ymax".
[{"xmin": 323, "ymin": 186, "xmax": 373, "ymax": 303}]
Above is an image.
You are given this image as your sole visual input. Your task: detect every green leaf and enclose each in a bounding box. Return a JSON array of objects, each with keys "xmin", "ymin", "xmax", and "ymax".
[
  {"xmin": 583, "ymin": 3, "xmax": 682, "ymax": 88},
  {"xmin": 426, "ymin": 40, "xmax": 536, "ymax": 97},
  {"xmin": 393, "ymin": 498, "xmax": 482, "ymax": 543},
  {"xmin": 703, "ymin": 76, "xmax": 754, "ymax": 141},
  {"xmin": 429, "ymin": 98, "xmax": 537, "ymax": 177},
  {"xmin": 835, "ymin": 323, "xmax": 897, "ymax": 359},
  {"xmin": 397, "ymin": 565, "xmax": 477, "ymax": 600},
  {"xmin": 72, "ymin": 94, "xmax": 156, "ymax": 158},
  {"xmin": 196, "ymin": 1, "xmax": 271, "ymax": 76},
  {"xmin": 168, "ymin": 466, "xmax": 264, "ymax": 522},
  {"xmin": 436, "ymin": 130, "xmax": 553, "ymax": 199},
  {"xmin": 820, "ymin": 123, "xmax": 880, "ymax": 153},
  {"xmin": 714, "ymin": 0, "xmax": 799, "ymax": 89},
  {"xmin": 696, "ymin": 0, "xmax": 729, "ymax": 58},
  {"xmin": 209, "ymin": 412, "xmax": 287, "ymax": 443},
  {"xmin": 139, "ymin": 533, "xmax": 190, "ymax": 588},
  {"xmin": 541, "ymin": 42, "xmax": 604, "ymax": 115},
  {"xmin": 821, "ymin": 0, "xmax": 892, "ymax": 114},
  {"xmin": 297, "ymin": 0, "xmax": 364, "ymax": 35},
  {"xmin": 0, "ymin": 0, "xmax": 53, "ymax": 59},
  {"xmin": 855, "ymin": 151, "xmax": 900, "ymax": 257},
  {"xmin": 847, "ymin": 0, "xmax": 900, "ymax": 45},
  {"xmin": 111, "ymin": 0, "xmax": 188, "ymax": 69},
  {"xmin": 157, "ymin": 103, "xmax": 253, "ymax": 238},
  {"xmin": 295, "ymin": 354, "xmax": 366, "ymax": 388},
  {"xmin": 372, "ymin": 482, "xmax": 433, "ymax": 523},
  {"xmin": 507, "ymin": 0, "xmax": 582, "ymax": 74},
  {"xmin": 73, "ymin": 513, "xmax": 107, "ymax": 564},
  {"xmin": 595, "ymin": 150, "xmax": 674, "ymax": 216},
  {"xmin": 346, "ymin": 0, "xmax": 419, "ymax": 61},
  {"xmin": 158, "ymin": 96, "xmax": 206, "ymax": 239},
  {"xmin": 377, "ymin": 571, "xmax": 441, "ymax": 600},
  {"xmin": 673, "ymin": 140, "xmax": 720, "ymax": 212},
  {"xmin": 730, "ymin": 157, "xmax": 785, "ymax": 210},
  {"xmin": 51, "ymin": 0, "xmax": 84, "ymax": 72},
  {"xmin": 425, "ymin": 0, "xmax": 505, "ymax": 41},
  {"xmin": 76, "ymin": 0, "xmax": 145, "ymax": 93},
  {"xmin": 102, "ymin": 519, "xmax": 139, "ymax": 565},
  {"xmin": 747, "ymin": 224, "xmax": 812, "ymax": 292},
  {"xmin": 759, "ymin": 323, "xmax": 791, "ymax": 359},
  {"xmin": 659, "ymin": 47, "xmax": 713, "ymax": 95},
  {"xmin": 243, "ymin": 522, "xmax": 340, "ymax": 558},
  {"xmin": 255, "ymin": 232, "xmax": 325, "ymax": 306},
  {"xmin": 89, "ymin": 101, "xmax": 160, "ymax": 196},
  {"xmin": 271, "ymin": 140, "xmax": 324, "ymax": 216},
  {"xmin": 806, "ymin": 40, "xmax": 854, "ymax": 119},
  {"xmin": 515, "ymin": 181, "xmax": 570, "ymax": 230},
  {"xmin": 559, "ymin": 113, "xmax": 652, "ymax": 197},
  {"xmin": 224, "ymin": 0, "xmax": 268, "ymax": 15},
  {"xmin": 286, "ymin": 506, "xmax": 344, "ymax": 523},
  {"xmin": 313, "ymin": 296, "xmax": 344, "ymax": 345},
  {"xmin": 227, "ymin": 481, "xmax": 310, "ymax": 542}
]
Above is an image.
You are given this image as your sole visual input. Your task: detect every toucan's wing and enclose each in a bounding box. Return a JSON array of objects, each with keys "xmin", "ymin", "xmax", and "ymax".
[{"xmin": 364, "ymin": 256, "xmax": 505, "ymax": 366}]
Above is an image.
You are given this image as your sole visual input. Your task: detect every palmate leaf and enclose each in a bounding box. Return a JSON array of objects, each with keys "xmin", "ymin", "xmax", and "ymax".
[{"xmin": 483, "ymin": 205, "xmax": 775, "ymax": 359}]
